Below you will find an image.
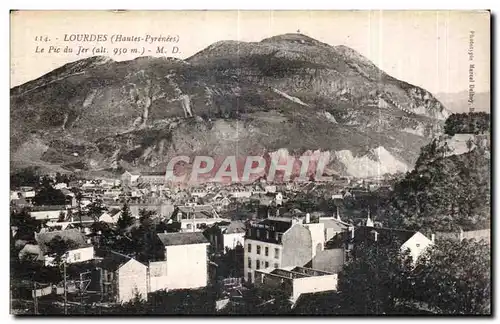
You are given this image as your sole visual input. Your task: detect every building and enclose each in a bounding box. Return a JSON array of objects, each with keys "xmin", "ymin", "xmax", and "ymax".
[
  {"xmin": 99, "ymin": 208, "xmax": 122, "ymax": 224},
  {"xmin": 254, "ymin": 266, "xmax": 338, "ymax": 304},
  {"xmin": 30, "ymin": 205, "xmax": 68, "ymax": 221},
  {"xmin": 204, "ymin": 220, "xmax": 246, "ymax": 254},
  {"xmin": 139, "ymin": 171, "xmax": 166, "ymax": 185},
  {"xmin": 149, "ymin": 232, "xmax": 210, "ymax": 292},
  {"xmin": 244, "ymin": 216, "xmax": 324, "ymax": 284},
  {"xmin": 99, "ymin": 251, "xmax": 148, "ymax": 303},
  {"xmin": 318, "ymin": 208, "xmax": 352, "ymax": 242},
  {"xmin": 121, "ymin": 171, "xmax": 141, "ymax": 187},
  {"xmin": 191, "ymin": 188, "xmax": 208, "ymax": 198},
  {"xmin": 311, "ymin": 225, "xmax": 433, "ymax": 273},
  {"xmin": 34, "ymin": 229, "xmax": 95, "ymax": 266},
  {"xmin": 168, "ymin": 204, "xmax": 222, "ymax": 232}
]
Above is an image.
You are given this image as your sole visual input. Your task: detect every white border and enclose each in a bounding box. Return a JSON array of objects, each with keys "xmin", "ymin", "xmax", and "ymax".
[{"xmin": 2, "ymin": 1, "xmax": 498, "ymax": 323}]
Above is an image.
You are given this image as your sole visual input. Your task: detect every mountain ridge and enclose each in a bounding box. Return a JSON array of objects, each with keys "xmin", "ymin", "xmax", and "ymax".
[{"xmin": 10, "ymin": 34, "xmax": 449, "ymax": 179}]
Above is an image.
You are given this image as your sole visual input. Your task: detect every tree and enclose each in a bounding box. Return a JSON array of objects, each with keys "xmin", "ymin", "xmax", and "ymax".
[
  {"xmin": 132, "ymin": 209, "xmax": 164, "ymax": 262},
  {"xmin": 33, "ymin": 181, "xmax": 66, "ymax": 206},
  {"xmin": 336, "ymin": 240, "xmax": 413, "ymax": 314},
  {"xmin": 70, "ymin": 188, "xmax": 84, "ymax": 229},
  {"xmin": 412, "ymin": 238, "xmax": 491, "ymax": 314},
  {"xmin": 45, "ymin": 235, "xmax": 79, "ymax": 265},
  {"xmin": 117, "ymin": 202, "xmax": 134, "ymax": 232},
  {"xmin": 57, "ymin": 211, "xmax": 66, "ymax": 222},
  {"xmin": 10, "ymin": 167, "xmax": 40, "ymax": 189},
  {"xmin": 10, "ymin": 208, "xmax": 44, "ymax": 242},
  {"xmin": 87, "ymin": 199, "xmax": 107, "ymax": 223}
]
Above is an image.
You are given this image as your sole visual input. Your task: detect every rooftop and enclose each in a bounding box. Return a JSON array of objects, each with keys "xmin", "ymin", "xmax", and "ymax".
[
  {"xmin": 326, "ymin": 226, "xmax": 418, "ymax": 249},
  {"xmin": 157, "ymin": 232, "xmax": 209, "ymax": 246},
  {"xmin": 36, "ymin": 229, "xmax": 89, "ymax": 254}
]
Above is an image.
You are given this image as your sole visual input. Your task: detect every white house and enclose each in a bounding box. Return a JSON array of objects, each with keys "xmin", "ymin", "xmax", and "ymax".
[
  {"xmin": 311, "ymin": 225, "xmax": 433, "ymax": 273},
  {"xmin": 121, "ymin": 171, "xmax": 141, "ymax": 187},
  {"xmin": 99, "ymin": 208, "xmax": 122, "ymax": 224},
  {"xmin": 149, "ymin": 232, "xmax": 210, "ymax": 292},
  {"xmin": 30, "ymin": 205, "xmax": 68, "ymax": 221},
  {"xmin": 100, "ymin": 252, "xmax": 148, "ymax": 303},
  {"xmin": 34, "ymin": 229, "xmax": 95, "ymax": 266},
  {"xmin": 168, "ymin": 204, "xmax": 222, "ymax": 232}
]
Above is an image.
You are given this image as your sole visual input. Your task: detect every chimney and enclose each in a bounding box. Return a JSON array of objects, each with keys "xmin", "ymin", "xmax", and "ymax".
[
  {"xmin": 431, "ymin": 233, "xmax": 435, "ymax": 243},
  {"xmin": 305, "ymin": 213, "xmax": 311, "ymax": 224}
]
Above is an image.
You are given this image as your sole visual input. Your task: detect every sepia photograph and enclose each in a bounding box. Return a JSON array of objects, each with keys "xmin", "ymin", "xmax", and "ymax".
[{"xmin": 9, "ymin": 10, "xmax": 491, "ymax": 315}]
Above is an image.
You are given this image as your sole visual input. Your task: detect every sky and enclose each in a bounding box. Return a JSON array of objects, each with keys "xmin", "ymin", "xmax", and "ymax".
[{"xmin": 10, "ymin": 10, "xmax": 490, "ymax": 94}]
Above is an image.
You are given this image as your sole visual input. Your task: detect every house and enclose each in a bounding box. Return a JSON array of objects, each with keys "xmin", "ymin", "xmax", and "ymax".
[
  {"xmin": 311, "ymin": 224, "xmax": 433, "ymax": 273},
  {"xmin": 204, "ymin": 220, "xmax": 246, "ymax": 254},
  {"xmin": 254, "ymin": 266, "xmax": 338, "ymax": 304},
  {"xmin": 121, "ymin": 171, "xmax": 141, "ymax": 187},
  {"xmin": 318, "ymin": 208, "xmax": 352, "ymax": 242},
  {"xmin": 264, "ymin": 185, "xmax": 277, "ymax": 193},
  {"xmin": 168, "ymin": 204, "xmax": 222, "ymax": 232},
  {"xmin": 275, "ymin": 192, "xmax": 283, "ymax": 206},
  {"xmin": 149, "ymin": 232, "xmax": 210, "ymax": 292},
  {"xmin": 229, "ymin": 187, "xmax": 253, "ymax": 199},
  {"xmin": 30, "ymin": 205, "xmax": 68, "ymax": 221},
  {"xmin": 212, "ymin": 196, "xmax": 231, "ymax": 211},
  {"xmin": 34, "ymin": 229, "xmax": 95, "ymax": 266},
  {"xmin": 244, "ymin": 216, "xmax": 325, "ymax": 284},
  {"xmin": 99, "ymin": 251, "xmax": 148, "ymax": 303},
  {"xmin": 139, "ymin": 171, "xmax": 166, "ymax": 185},
  {"xmin": 99, "ymin": 208, "xmax": 122, "ymax": 224},
  {"xmin": 191, "ymin": 187, "xmax": 208, "ymax": 198}
]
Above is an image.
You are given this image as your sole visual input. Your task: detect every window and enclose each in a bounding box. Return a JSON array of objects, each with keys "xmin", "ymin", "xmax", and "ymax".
[
  {"xmin": 186, "ymin": 223, "xmax": 192, "ymax": 230},
  {"xmin": 74, "ymin": 253, "xmax": 81, "ymax": 261},
  {"xmin": 265, "ymin": 261, "xmax": 269, "ymax": 268},
  {"xmin": 256, "ymin": 245, "xmax": 261, "ymax": 255},
  {"xmin": 265, "ymin": 247, "xmax": 269, "ymax": 256},
  {"xmin": 416, "ymin": 243, "xmax": 421, "ymax": 247},
  {"xmin": 274, "ymin": 263, "xmax": 279, "ymax": 269},
  {"xmin": 266, "ymin": 231, "xmax": 269, "ymax": 240},
  {"xmin": 248, "ymin": 257, "xmax": 252, "ymax": 269},
  {"xmin": 247, "ymin": 272, "xmax": 253, "ymax": 283},
  {"xmin": 248, "ymin": 243, "xmax": 252, "ymax": 253},
  {"xmin": 256, "ymin": 260, "xmax": 260, "ymax": 270},
  {"xmin": 274, "ymin": 248, "xmax": 279, "ymax": 259},
  {"xmin": 256, "ymin": 230, "xmax": 261, "ymax": 239},
  {"xmin": 275, "ymin": 232, "xmax": 279, "ymax": 241}
]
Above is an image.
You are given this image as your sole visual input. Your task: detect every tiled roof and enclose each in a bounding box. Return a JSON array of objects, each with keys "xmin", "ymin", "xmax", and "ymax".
[
  {"xmin": 157, "ymin": 232, "xmax": 209, "ymax": 246},
  {"xmin": 326, "ymin": 226, "xmax": 417, "ymax": 249},
  {"xmin": 99, "ymin": 251, "xmax": 141, "ymax": 272},
  {"xmin": 36, "ymin": 229, "xmax": 89, "ymax": 254}
]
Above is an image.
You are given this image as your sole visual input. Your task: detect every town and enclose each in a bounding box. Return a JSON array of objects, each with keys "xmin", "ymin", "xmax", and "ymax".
[{"xmin": 9, "ymin": 165, "xmax": 490, "ymax": 315}]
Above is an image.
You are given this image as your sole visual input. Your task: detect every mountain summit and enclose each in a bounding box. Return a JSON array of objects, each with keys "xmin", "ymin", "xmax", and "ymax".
[{"xmin": 10, "ymin": 34, "xmax": 449, "ymax": 178}]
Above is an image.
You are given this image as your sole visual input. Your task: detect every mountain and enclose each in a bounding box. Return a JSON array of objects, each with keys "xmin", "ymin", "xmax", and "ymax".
[
  {"xmin": 435, "ymin": 91, "xmax": 490, "ymax": 114},
  {"xmin": 10, "ymin": 33, "xmax": 450, "ymax": 179}
]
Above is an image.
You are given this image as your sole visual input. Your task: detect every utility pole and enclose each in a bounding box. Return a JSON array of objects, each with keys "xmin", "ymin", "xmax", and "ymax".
[
  {"xmin": 33, "ymin": 281, "xmax": 38, "ymax": 315},
  {"xmin": 63, "ymin": 261, "xmax": 67, "ymax": 315}
]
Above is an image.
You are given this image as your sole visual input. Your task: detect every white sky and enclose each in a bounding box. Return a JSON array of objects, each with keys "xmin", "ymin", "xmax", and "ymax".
[{"xmin": 10, "ymin": 10, "xmax": 490, "ymax": 94}]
